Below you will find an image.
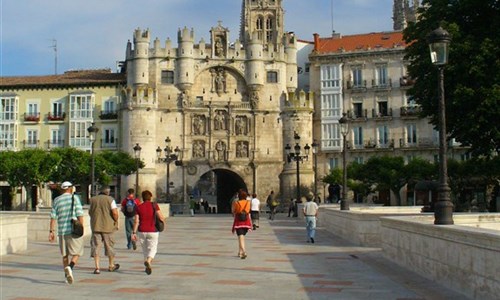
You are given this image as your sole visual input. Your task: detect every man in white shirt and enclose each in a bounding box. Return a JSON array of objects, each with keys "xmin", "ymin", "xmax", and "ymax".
[
  {"xmin": 250, "ymin": 193, "xmax": 261, "ymax": 230},
  {"xmin": 303, "ymin": 194, "xmax": 319, "ymax": 243}
]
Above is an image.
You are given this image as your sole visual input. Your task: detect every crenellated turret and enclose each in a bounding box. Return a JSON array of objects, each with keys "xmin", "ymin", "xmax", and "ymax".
[
  {"xmin": 245, "ymin": 31, "xmax": 264, "ymax": 87},
  {"xmin": 129, "ymin": 28, "xmax": 150, "ymax": 85},
  {"xmin": 177, "ymin": 27, "xmax": 195, "ymax": 91},
  {"xmin": 285, "ymin": 32, "xmax": 298, "ymax": 92}
]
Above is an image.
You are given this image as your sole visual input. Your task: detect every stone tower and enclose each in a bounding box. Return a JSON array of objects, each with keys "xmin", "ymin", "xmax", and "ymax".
[
  {"xmin": 122, "ymin": 0, "xmax": 313, "ymax": 211},
  {"xmin": 393, "ymin": 0, "xmax": 420, "ymax": 30}
]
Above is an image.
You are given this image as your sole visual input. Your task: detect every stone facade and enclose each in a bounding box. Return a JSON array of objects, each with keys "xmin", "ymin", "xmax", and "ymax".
[{"xmin": 121, "ymin": 0, "xmax": 314, "ymax": 212}]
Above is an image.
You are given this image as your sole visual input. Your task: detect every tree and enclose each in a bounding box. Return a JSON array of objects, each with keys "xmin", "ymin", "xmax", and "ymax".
[{"xmin": 404, "ymin": 0, "xmax": 500, "ymax": 157}]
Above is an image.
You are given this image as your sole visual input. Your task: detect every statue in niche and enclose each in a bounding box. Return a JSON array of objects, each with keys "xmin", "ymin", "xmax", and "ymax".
[
  {"xmin": 236, "ymin": 141, "xmax": 249, "ymax": 158},
  {"xmin": 214, "ymin": 110, "xmax": 226, "ymax": 130},
  {"xmin": 215, "ymin": 37, "xmax": 225, "ymax": 57},
  {"xmin": 215, "ymin": 140, "xmax": 226, "ymax": 161},
  {"xmin": 193, "ymin": 140, "xmax": 205, "ymax": 158},
  {"xmin": 193, "ymin": 115, "xmax": 205, "ymax": 135},
  {"xmin": 211, "ymin": 68, "xmax": 227, "ymax": 96},
  {"xmin": 235, "ymin": 116, "xmax": 247, "ymax": 135},
  {"xmin": 250, "ymin": 91, "xmax": 259, "ymax": 108}
]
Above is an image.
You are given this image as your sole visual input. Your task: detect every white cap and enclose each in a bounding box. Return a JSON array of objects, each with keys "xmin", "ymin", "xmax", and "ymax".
[{"xmin": 61, "ymin": 181, "xmax": 73, "ymax": 189}]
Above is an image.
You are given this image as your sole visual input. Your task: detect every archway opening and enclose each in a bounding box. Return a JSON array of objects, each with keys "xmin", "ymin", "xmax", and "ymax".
[{"xmin": 193, "ymin": 169, "xmax": 247, "ymax": 214}]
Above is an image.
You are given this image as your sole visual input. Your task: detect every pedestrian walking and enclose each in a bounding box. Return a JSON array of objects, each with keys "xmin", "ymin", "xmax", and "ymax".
[
  {"xmin": 266, "ymin": 190, "xmax": 278, "ymax": 220},
  {"xmin": 48, "ymin": 181, "xmax": 84, "ymax": 284},
  {"xmin": 250, "ymin": 193, "xmax": 260, "ymax": 230},
  {"xmin": 232, "ymin": 190, "xmax": 252, "ymax": 259},
  {"xmin": 303, "ymin": 194, "xmax": 319, "ymax": 243},
  {"xmin": 132, "ymin": 190, "xmax": 166, "ymax": 275},
  {"xmin": 120, "ymin": 188, "xmax": 141, "ymax": 250},
  {"xmin": 88, "ymin": 185, "xmax": 120, "ymax": 274}
]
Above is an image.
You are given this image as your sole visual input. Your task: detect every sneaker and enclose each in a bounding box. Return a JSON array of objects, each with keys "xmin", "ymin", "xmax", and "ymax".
[
  {"xmin": 144, "ymin": 261, "xmax": 152, "ymax": 275},
  {"xmin": 108, "ymin": 264, "xmax": 120, "ymax": 272},
  {"xmin": 132, "ymin": 241, "xmax": 137, "ymax": 251},
  {"xmin": 64, "ymin": 266, "xmax": 74, "ymax": 284},
  {"xmin": 310, "ymin": 237, "xmax": 315, "ymax": 244}
]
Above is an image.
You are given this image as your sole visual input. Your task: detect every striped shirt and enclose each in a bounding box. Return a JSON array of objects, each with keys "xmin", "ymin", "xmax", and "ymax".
[{"xmin": 50, "ymin": 193, "xmax": 84, "ymax": 235}]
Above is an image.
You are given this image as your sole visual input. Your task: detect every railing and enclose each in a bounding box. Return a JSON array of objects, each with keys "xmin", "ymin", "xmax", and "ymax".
[
  {"xmin": 400, "ymin": 106, "xmax": 422, "ymax": 117},
  {"xmin": 47, "ymin": 139, "xmax": 65, "ymax": 149},
  {"xmin": 23, "ymin": 113, "xmax": 40, "ymax": 122},
  {"xmin": 400, "ymin": 76, "xmax": 415, "ymax": 87},
  {"xmin": 372, "ymin": 108, "xmax": 393, "ymax": 118},
  {"xmin": 347, "ymin": 109, "xmax": 368, "ymax": 120},
  {"xmin": 22, "ymin": 140, "xmax": 40, "ymax": 148},
  {"xmin": 346, "ymin": 80, "xmax": 368, "ymax": 91},
  {"xmin": 47, "ymin": 112, "xmax": 66, "ymax": 121},
  {"xmin": 101, "ymin": 138, "xmax": 118, "ymax": 149},
  {"xmin": 99, "ymin": 111, "xmax": 118, "ymax": 120},
  {"xmin": 372, "ymin": 78, "xmax": 392, "ymax": 90}
]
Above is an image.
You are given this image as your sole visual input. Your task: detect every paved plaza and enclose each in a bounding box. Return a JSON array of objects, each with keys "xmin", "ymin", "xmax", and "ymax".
[{"xmin": 0, "ymin": 213, "xmax": 469, "ymax": 300}]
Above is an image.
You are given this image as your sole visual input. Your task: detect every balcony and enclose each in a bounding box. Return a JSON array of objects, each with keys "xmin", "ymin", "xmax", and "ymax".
[
  {"xmin": 101, "ymin": 138, "xmax": 118, "ymax": 149},
  {"xmin": 371, "ymin": 78, "xmax": 392, "ymax": 91},
  {"xmin": 24, "ymin": 113, "xmax": 40, "ymax": 123},
  {"xmin": 346, "ymin": 80, "xmax": 367, "ymax": 92},
  {"xmin": 372, "ymin": 108, "xmax": 393, "ymax": 120},
  {"xmin": 400, "ymin": 76, "xmax": 416, "ymax": 88},
  {"xmin": 48, "ymin": 112, "xmax": 66, "ymax": 121},
  {"xmin": 47, "ymin": 139, "xmax": 65, "ymax": 149},
  {"xmin": 22, "ymin": 139, "xmax": 40, "ymax": 149},
  {"xmin": 99, "ymin": 111, "xmax": 118, "ymax": 120},
  {"xmin": 400, "ymin": 106, "xmax": 422, "ymax": 118},
  {"xmin": 347, "ymin": 109, "xmax": 368, "ymax": 121}
]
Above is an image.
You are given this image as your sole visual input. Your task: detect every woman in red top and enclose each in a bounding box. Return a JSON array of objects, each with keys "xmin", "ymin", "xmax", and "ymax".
[
  {"xmin": 132, "ymin": 190, "xmax": 165, "ymax": 275},
  {"xmin": 231, "ymin": 190, "xmax": 252, "ymax": 259}
]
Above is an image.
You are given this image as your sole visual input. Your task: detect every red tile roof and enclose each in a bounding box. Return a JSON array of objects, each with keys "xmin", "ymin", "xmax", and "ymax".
[
  {"xmin": 313, "ymin": 31, "xmax": 406, "ymax": 54},
  {"xmin": 0, "ymin": 69, "xmax": 126, "ymax": 88}
]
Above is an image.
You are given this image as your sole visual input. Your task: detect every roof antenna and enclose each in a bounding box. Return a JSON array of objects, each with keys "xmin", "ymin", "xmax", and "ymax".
[
  {"xmin": 50, "ymin": 39, "xmax": 58, "ymax": 75},
  {"xmin": 331, "ymin": 0, "xmax": 335, "ymax": 36}
]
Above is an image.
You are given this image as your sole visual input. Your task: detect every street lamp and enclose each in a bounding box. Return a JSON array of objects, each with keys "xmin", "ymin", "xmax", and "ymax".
[
  {"xmin": 285, "ymin": 131, "xmax": 311, "ymax": 203},
  {"xmin": 311, "ymin": 140, "xmax": 319, "ymax": 202},
  {"xmin": 133, "ymin": 143, "xmax": 142, "ymax": 198},
  {"xmin": 156, "ymin": 137, "xmax": 181, "ymax": 202},
  {"xmin": 87, "ymin": 122, "xmax": 99, "ymax": 197},
  {"xmin": 428, "ymin": 26, "xmax": 454, "ymax": 225},
  {"xmin": 339, "ymin": 113, "xmax": 349, "ymax": 210}
]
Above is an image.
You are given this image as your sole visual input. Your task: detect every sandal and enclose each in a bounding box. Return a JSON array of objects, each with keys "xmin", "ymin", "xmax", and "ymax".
[
  {"xmin": 93, "ymin": 269, "xmax": 100, "ymax": 274},
  {"xmin": 108, "ymin": 264, "xmax": 120, "ymax": 272},
  {"xmin": 240, "ymin": 253, "xmax": 247, "ymax": 259}
]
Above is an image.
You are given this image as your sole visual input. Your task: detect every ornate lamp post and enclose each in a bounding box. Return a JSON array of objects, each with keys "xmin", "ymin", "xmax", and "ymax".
[
  {"xmin": 133, "ymin": 143, "xmax": 142, "ymax": 197},
  {"xmin": 87, "ymin": 122, "xmax": 99, "ymax": 197},
  {"xmin": 311, "ymin": 140, "xmax": 319, "ymax": 202},
  {"xmin": 285, "ymin": 132, "xmax": 311, "ymax": 203},
  {"xmin": 428, "ymin": 26, "xmax": 454, "ymax": 225},
  {"xmin": 339, "ymin": 113, "xmax": 349, "ymax": 210},
  {"xmin": 156, "ymin": 137, "xmax": 181, "ymax": 202}
]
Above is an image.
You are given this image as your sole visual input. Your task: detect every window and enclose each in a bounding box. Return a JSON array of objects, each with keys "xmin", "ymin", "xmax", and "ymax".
[
  {"xmin": 265, "ymin": 17, "xmax": 274, "ymax": 43},
  {"xmin": 70, "ymin": 93, "xmax": 94, "ymax": 119},
  {"xmin": 0, "ymin": 123, "xmax": 17, "ymax": 149},
  {"xmin": 51, "ymin": 101, "xmax": 64, "ymax": 118},
  {"xmin": 321, "ymin": 65, "xmax": 340, "ymax": 88},
  {"xmin": 103, "ymin": 128, "xmax": 116, "ymax": 146},
  {"xmin": 376, "ymin": 64, "xmax": 388, "ymax": 86},
  {"xmin": 377, "ymin": 101, "xmax": 388, "ymax": 116},
  {"xmin": 353, "ymin": 102, "xmax": 363, "ymax": 118},
  {"xmin": 321, "ymin": 94, "xmax": 341, "ymax": 118},
  {"xmin": 161, "ymin": 70, "xmax": 174, "ymax": 84},
  {"xmin": 406, "ymin": 123, "xmax": 417, "ymax": 145},
  {"xmin": 353, "ymin": 126, "xmax": 363, "ymax": 148},
  {"xmin": 352, "ymin": 66, "xmax": 363, "ymax": 87},
  {"xmin": 50, "ymin": 129, "xmax": 64, "ymax": 147},
  {"xmin": 0, "ymin": 96, "xmax": 18, "ymax": 121},
  {"xmin": 26, "ymin": 129, "xmax": 38, "ymax": 147},
  {"xmin": 27, "ymin": 102, "xmax": 39, "ymax": 116},
  {"xmin": 378, "ymin": 125, "xmax": 389, "ymax": 146},
  {"xmin": 103, "ymin": 100, "xmax": 116, "ymax": 114},
  {"xmin": 267, "ymin": 71, "xmax": 278, "ymax": 83},
  {"xmin": 321, "ymin": 122, "xmax": 342, "ymax": 149},
  {"xmin": 69, "ymin": 121, "xmax": 92, "ymax": 148},
  {"xmin": 353, "ymin": 157, "xmax": 364, "ymax": 164},
  {"xmin": 329, "ymin": 158, "xmax": 339, "ymax": 169}
]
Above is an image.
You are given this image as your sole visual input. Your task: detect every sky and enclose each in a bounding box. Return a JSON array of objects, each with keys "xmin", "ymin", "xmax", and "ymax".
[{"xmin": 0, "ymin": 0, "xmax": 396, "ymax": 77}]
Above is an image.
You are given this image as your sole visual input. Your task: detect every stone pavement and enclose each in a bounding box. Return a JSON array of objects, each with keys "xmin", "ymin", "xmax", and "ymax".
[{"xmin": 0, "ymin": 213, "xmax": 470, "ymax": 300}]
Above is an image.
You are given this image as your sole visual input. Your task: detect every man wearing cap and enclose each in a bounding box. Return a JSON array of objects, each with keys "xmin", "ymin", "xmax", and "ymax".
[
  {"xmin": 49, "ymin": 181, "xmax": 84, "ymax": 284},
  {"xmin": 88, "ymin": 185, "xmax": 120, "ymax": 274}
]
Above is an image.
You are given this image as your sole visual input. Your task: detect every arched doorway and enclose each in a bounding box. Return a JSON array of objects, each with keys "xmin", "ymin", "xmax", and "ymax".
[{"xmin": 194, "ymin": 169, "xmax": 247, "ymax": 214}]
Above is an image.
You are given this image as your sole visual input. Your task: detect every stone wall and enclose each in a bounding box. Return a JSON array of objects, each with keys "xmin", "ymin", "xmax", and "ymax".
[
  {"xmin": 381, "ymin": 214, "xmax": 500, "ymax": 300},
  {"xmin": 0, "ymin": 214, "xmax": 28, "ymax": 255}
]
